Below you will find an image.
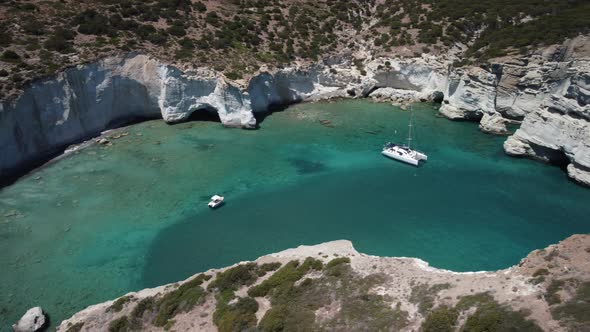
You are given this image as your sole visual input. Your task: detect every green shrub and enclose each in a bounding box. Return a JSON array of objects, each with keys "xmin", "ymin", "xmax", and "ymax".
[
  {"xmin": 206, "ymin": 12, "xmax": 220, "ymax": 25},
  {"xmin": 108, "ymin": 316, "xmax": 129, "ymax": 332},
  {"xmin": 215, "ymin": 296, "xmax": 259, "ymax": 332},
  {"xmin": 248, "ymin": 261, "xmax": 301, "ymax": 297},
  {"xmin": 108, "ymin": 296, "xmax": 132, "ymax": 313},
  {"xmin": 22, "ymin": 18, "xmax": 45, "ymax": 36},
  {"xmin": 152, "ymin": 274, "xmax": 209, "ymax": 326},
  {"xmin": 456, "ymin": 292, "xmax": 494, "ymax": 310},
  {"xmin": 421, "ymin": 306, "xmax": 458, "ymax": 332},
  {"xmin": 551, "ymin": 281, "xmax": 590, "ymax": 324},
  {"xmin": 208, "ymin": 263, "xmax": 259, "ymax": 292},
  {"xmin": 248, "ymin": 258, "xmax": 321, "ymax": 298},
  {"xmin": 74, "ymin": 10, "xmax": 112, "ymax": 35},
  {"xmin": 195, "ymin": 2, "xmax": 207, "ymax": 12},
  {"xmin": 546, "ymin": 279, "xmax": 565, "ymax": 305},
  {"xmin": 259, "ymin": 262, "xmax": 282, "ymax": 272},
  {"xmin": 533, "ymin": 268, "xmax": 550, "ymax": 277},
  {"xmin": 409, "ymin": 283, "xmax": 451, "ymax": 314},
  {"xmin": 326, "ymin": 257, "xmax": 350, "ymax": 269},
  {"xmin": 65, "ymin": 322, "xmax": 84, "ymax": 332},
  {"xmin": 224, "ymin": 71, "xmax": 240, "ymax": 80},
  {"xmin": 168, "ymin": 24, "xmax": 186, "ymax": 37},
  {"xmin": 258, "ymin": 304, "xmax": 290, "ymax": 331},
  {"xmin": 1, "ymin": 50, "xmax": 20, "ymax": 62},
  {"xmin": 462, "ymin": 302, "xmax": 542, "ymax": 332},
  {"xmin": 44, "ymin": 28, "xmax": 75, "ymax": 53},
  {"xmin": 131, "ymin": 297, "xmax": 155, "ymax": 319}
]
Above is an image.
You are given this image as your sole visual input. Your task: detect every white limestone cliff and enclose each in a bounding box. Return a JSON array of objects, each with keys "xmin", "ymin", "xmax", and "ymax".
[
  {"xmin": 504, "ymin": 72, "xmax": 590, "ymax": 186},
  {"xmin": 0, "ymin": 54, "xmax": 447, "ymax": 180},
  {"xmin": 1, "ymin": 39, "xmax": 589, "ymax": 186}
]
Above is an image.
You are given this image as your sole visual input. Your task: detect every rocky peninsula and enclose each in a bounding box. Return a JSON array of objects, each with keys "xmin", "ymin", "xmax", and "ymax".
[{"xmin": 55, "ymin": 235, "xmax": 590, "ymax": 332}]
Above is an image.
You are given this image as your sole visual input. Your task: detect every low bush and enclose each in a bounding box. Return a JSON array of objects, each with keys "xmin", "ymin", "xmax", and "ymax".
[
  {"xmin": 152, "ymin": 274, "xmax": 209, "ymax": 326},
  {"xmin": 208, "ymin": 263, "xmax": 259, "ymax": 292},
  {"xmin": 108, "ymin": 296, "xmax": 132, "ymax": 313},
  {"xmin": 533, "ymin": 268, "xmax": 550, "ymax": 277},
  {"xmin": 463, "ymin": 301, "xmax": 542, "ymax": 332},
  {"xmin": 65, "ymin": 322, "xmax": 84, "ymax": 332},
  {"xmin": 551, "ymin": 281, "xmax": 590, "ymax": 325},
  {"xmin": 248, "ymin": 258, "xmax": 321, "ymax": 298},
  {"xmin": 1, "ymin": 50, "xmax": 20, "ymax": 62},
  {"xmin": 421, "ymin": 305, "xmax": 458, "ymax": 332},
  {"xmin": 108, "ymin": 316, "xmax": 129, "ymax": 332},
  {"xmin": 546, "ymin": 279, "xmax": 565, "ymax": 305},
  {"xmin": 325, "ymin": 257, "xmax": 350, "ymax": 269},
  {"xmin": 131, "ymin": 297, "xmax": 155, "ymax": 319},
  {"xmin": 215, "ymin": 296, "xmax": 259, "ymax": 332}
]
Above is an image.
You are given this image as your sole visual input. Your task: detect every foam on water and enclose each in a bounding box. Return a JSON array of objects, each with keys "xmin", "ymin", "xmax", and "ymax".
[{"xmin": 1, "ymin": 100, "xmax": 589, "ymax": 330}]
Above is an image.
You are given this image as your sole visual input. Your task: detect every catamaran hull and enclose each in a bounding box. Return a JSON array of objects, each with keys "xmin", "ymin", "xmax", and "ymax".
[
  {"xmin": 382, "ymin": 150, "xmax": 419, "ymax": 166},
  {"xmin": 415, "ymin": 152, "xmax": 427, "ymax": 161}
]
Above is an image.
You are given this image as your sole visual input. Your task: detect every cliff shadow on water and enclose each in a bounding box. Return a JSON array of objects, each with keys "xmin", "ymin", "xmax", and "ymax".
[
  {"xmin": 0, "ymin": 114, "xmax": 160, "ymax": 189},
  {"xmin": 252, "ymin": 103, "xmax": 290, "ymax": 126}
]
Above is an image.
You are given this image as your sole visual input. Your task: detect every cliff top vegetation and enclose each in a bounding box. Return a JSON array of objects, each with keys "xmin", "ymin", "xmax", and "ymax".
[{"xmin": 0, "ymin": 0, "xmax": 588, "ymax": 99}]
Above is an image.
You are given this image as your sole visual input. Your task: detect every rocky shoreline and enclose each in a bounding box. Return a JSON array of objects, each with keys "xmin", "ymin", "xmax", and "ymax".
[
  {"xmin": 54, "ymin": 235, "xmax": 590, "ymax": 332},
  {"xmin": 1, "ymin": 36, "xmax": 589, "ymax": 186}
]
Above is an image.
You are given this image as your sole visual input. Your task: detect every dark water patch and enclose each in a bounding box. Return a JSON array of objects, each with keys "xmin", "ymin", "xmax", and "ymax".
[
  {"xmin": 141, "ymin": 158, "xmax": 590, "ymax": 289},
  {"xmin": 253, "ymin": 103, "xmax": 290, "ymax": 126},
  {"xmin": 0, "ymin": 115, "xmax": 159, "ymax": 190},
  {"xmin": 289, "ymin": 158, "xmax": 328, "ymax": 175}
]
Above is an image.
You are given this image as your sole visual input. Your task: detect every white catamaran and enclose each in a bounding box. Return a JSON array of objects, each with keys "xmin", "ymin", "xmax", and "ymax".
[{"xmin": 382, "ymin": 106, "xmax": 428, "ymax": 166}]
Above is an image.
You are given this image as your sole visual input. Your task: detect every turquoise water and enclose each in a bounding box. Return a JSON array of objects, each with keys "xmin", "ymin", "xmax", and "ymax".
[{"xmin": 1, "ymin": 100, "xmax": 589, "ymax": 330}]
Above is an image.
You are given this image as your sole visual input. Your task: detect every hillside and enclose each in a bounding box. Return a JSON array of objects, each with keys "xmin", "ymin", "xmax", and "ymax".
[
  {"xmin": 56, "ymin": 235, "xmax": 590, "ymax": 332},
  {"xmin": 1, "ymin": 0, "xmax": 589, "ymax": 100}
]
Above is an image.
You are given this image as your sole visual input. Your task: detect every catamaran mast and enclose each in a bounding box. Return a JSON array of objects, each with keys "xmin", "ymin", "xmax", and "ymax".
[{"xmin": 407, "ymin": 105, "xmax": 412, "ymax": 149}]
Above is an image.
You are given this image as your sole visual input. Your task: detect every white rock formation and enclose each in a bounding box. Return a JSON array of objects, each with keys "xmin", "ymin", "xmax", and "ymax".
[
  {"xmin": 504, "ymin": 76, "xmax": 590, "ymax": 186},
  {"xmin": 12, "ymin": 307, "xmax": 46, "ymax": 332},
  {"xmin": 1, "ymin": 39, "xmax": 589, "ymax": 186},
  {"xmin": 0, "ymin": 54, "xmax": 447, "ymax": 180},
  {"xmin": 439, "ymin": 66, "xmax": 498, "ymax": 122}
]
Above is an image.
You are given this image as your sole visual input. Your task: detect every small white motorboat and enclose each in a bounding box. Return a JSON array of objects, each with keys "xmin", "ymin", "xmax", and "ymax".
[{"xmin": 208, "ymin": 195, "xmax": 224, "ymax": 209}]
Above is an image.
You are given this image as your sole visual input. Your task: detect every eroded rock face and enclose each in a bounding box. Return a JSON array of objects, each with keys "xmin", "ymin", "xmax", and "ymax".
[
  {"xmin": 12, "ymin": 307, "xmax": 46, "ymax": 332},
  {"xmin": 440, "ymin": 66, "xmax": 498, "ymax": 122},
  {"xmin": 0, "ymin": 55, "xmax": 256, "ymax": 179},
  {"xmin": 504, "ymin": 79, "xmax": 590, "ymax": 186},
  {"xmin": 1, "ymin": 40, "xmax": 589, "ymax": 186},
  {"xmin": 0, "ymin": 55, "xmax": 449, "ymax": 181}
]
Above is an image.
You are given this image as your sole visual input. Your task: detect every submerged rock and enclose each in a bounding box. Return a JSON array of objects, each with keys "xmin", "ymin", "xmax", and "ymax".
[{"xmin": 12, "ymin": 307, "xmax": 46, "ymax": 332}]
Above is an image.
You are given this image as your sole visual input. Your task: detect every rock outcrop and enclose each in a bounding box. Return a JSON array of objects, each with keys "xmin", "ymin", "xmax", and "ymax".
[
  {"xmin": 1, "ymin": 37, "xmax": 589, "ymax": 186},
  {"xmin": 439, "ymin": 66, "xmax": 498, "ymax": 122},
  {"xmin": 0, "ymin": 55, "xmax": 250, "ymax": 180},
  {"xmin": 504, "ymin": 72, "xmax": 590, "ymax": 186},
  {"xmin": 0, "ymin": 54, "xmax": 447, "ymax": 181},
  {"xmin": 56, "ymin": 235, "xmax": 590, "ymax": 332},
  {"xmin": 12, "ymin": 307, "xmax": 46, "ymax": 332}
]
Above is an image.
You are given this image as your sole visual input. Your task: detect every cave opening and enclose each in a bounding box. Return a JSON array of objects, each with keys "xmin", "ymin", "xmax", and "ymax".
[{"xmin": 183, "ymin": 107, "xmax": 221, "ymax": 123}]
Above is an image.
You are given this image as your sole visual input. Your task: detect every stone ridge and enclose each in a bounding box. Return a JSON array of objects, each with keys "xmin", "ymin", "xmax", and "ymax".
[{"xmin": 55, "ymin": 234, "xmax": 590, "ymax": 332}]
